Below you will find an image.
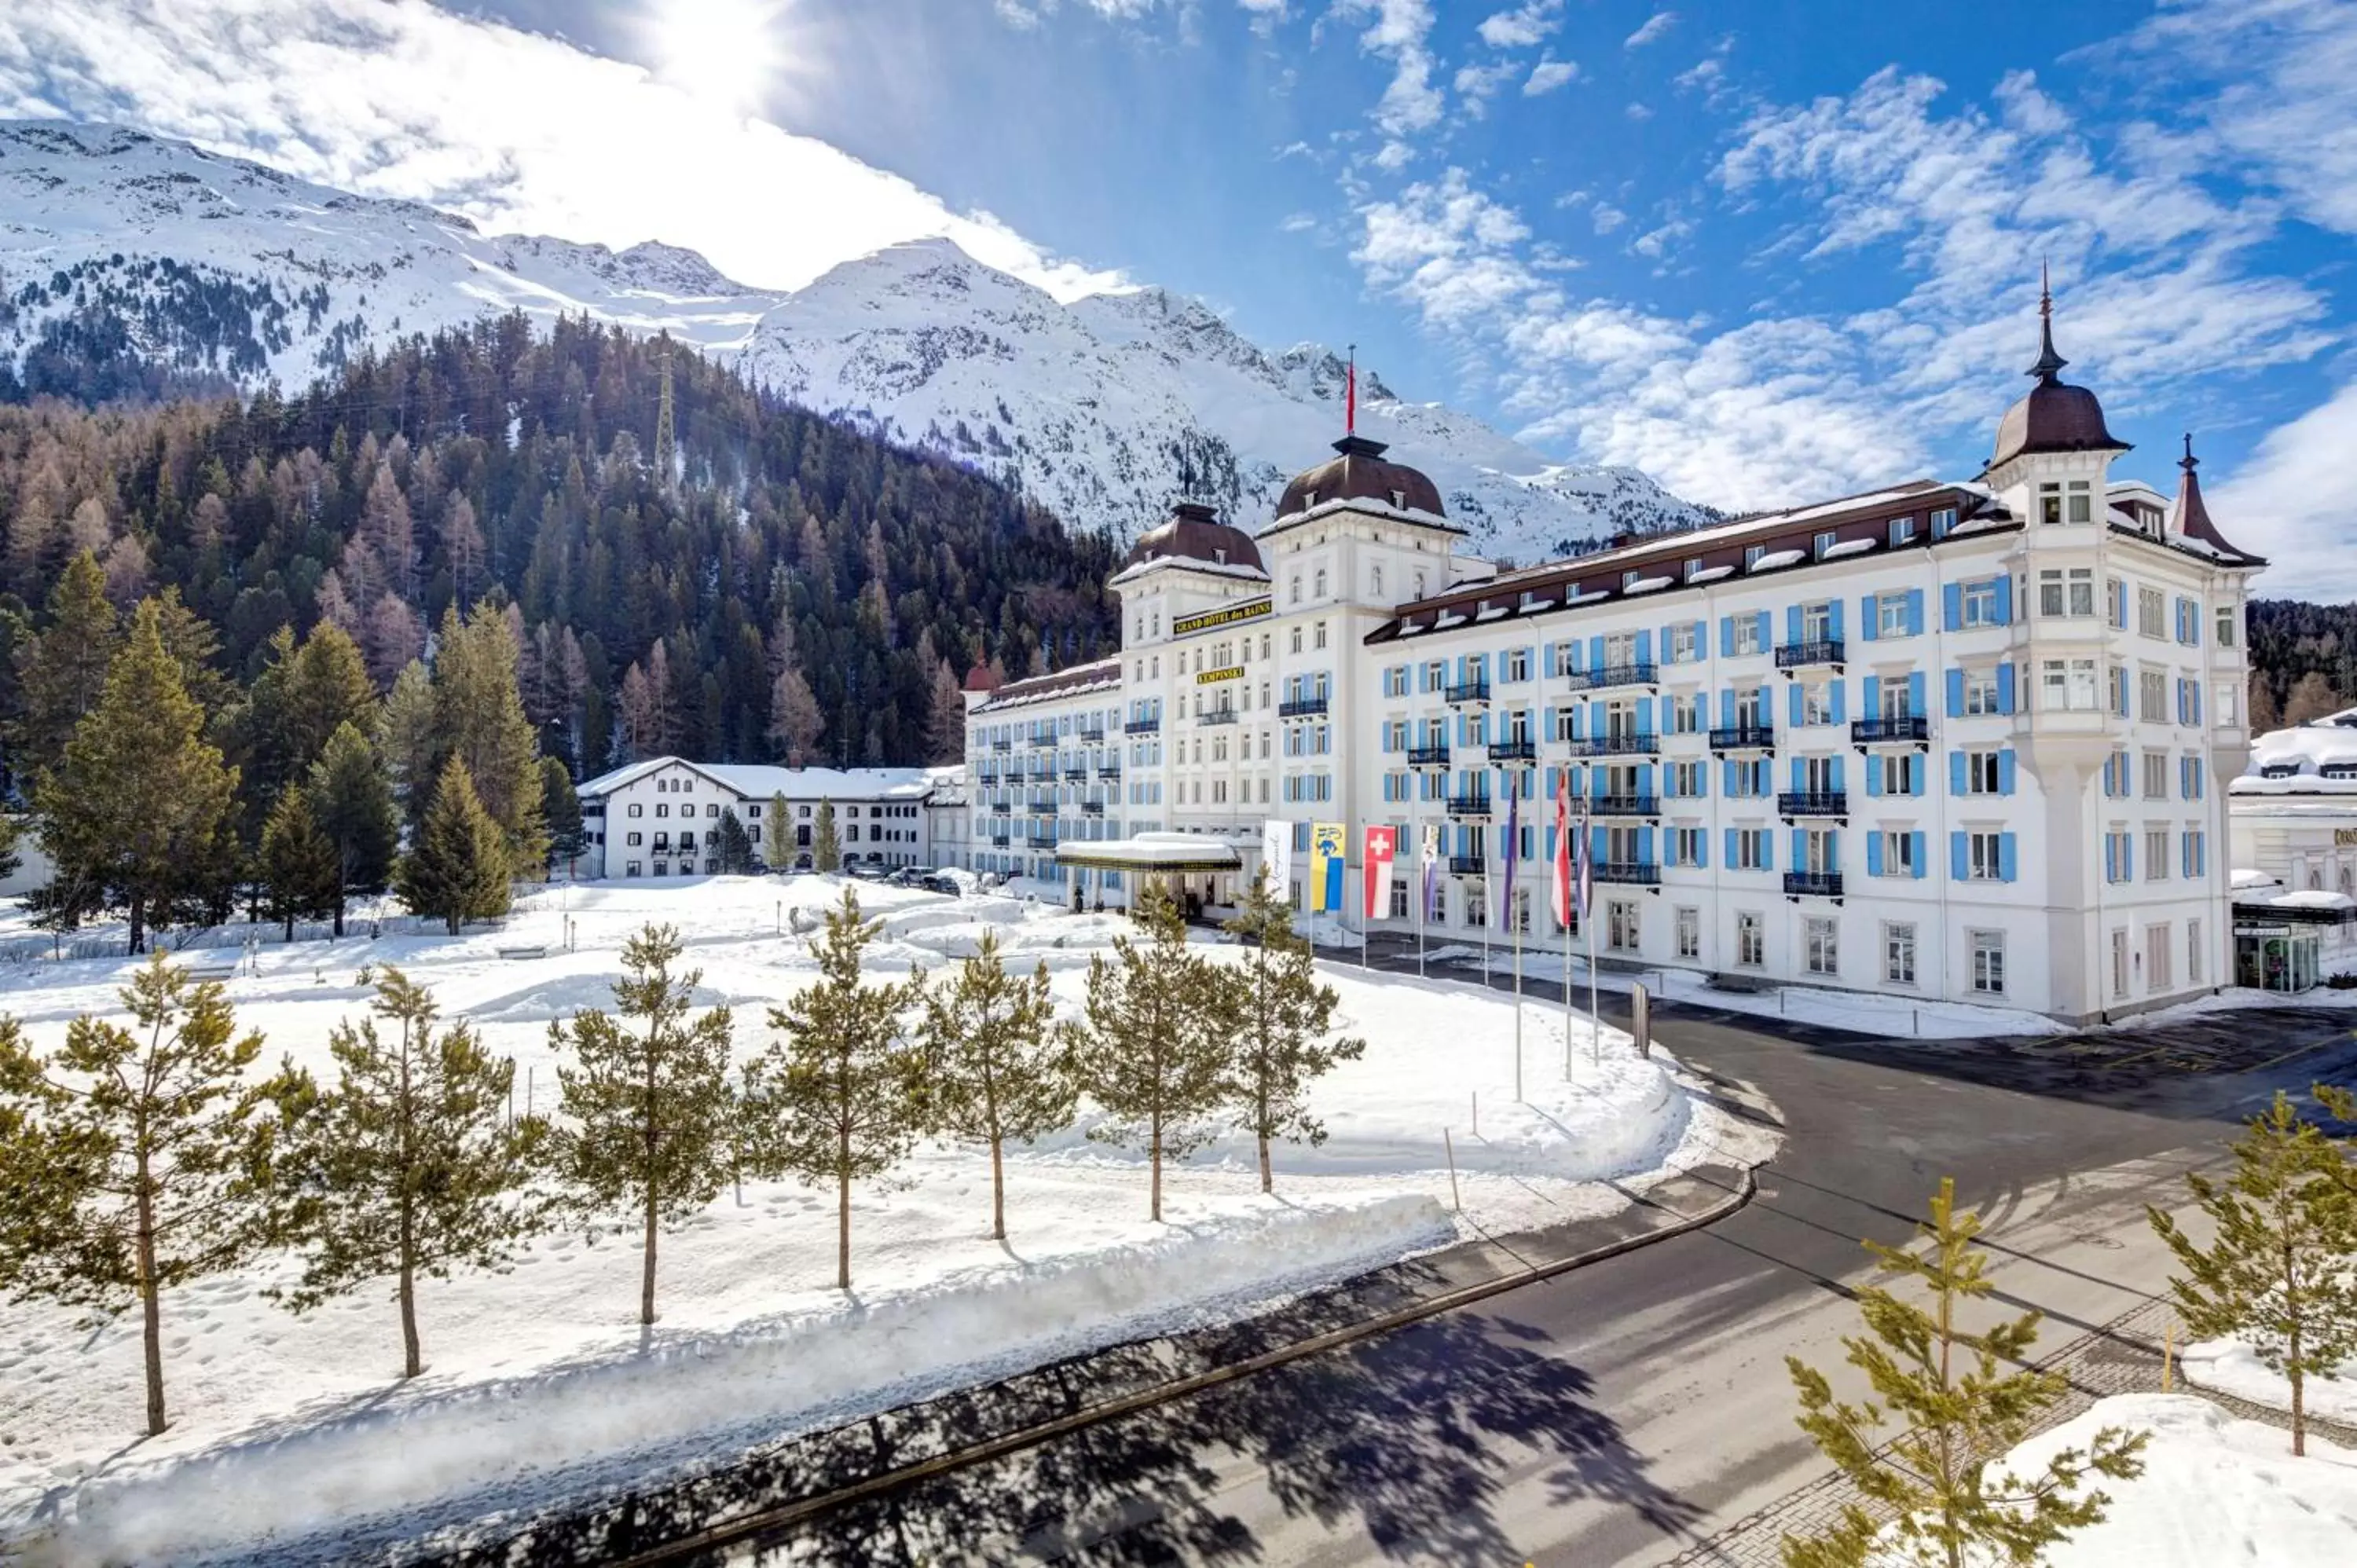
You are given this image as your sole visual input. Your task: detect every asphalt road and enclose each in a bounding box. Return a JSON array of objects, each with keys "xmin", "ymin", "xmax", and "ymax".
[{"xmin": 694, "ymin": 965, "xmax": 2357, "ymax": 1568}]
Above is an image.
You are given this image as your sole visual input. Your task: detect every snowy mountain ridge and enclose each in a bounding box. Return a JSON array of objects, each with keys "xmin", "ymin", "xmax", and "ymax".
[{"xmin": 0, "ymin": 119, "xmax": 1714, "ymax": 559}]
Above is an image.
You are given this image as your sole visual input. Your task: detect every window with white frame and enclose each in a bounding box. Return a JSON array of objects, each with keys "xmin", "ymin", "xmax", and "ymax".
[
  {"xmin": 1672, "ymin": 826, "xmax": 1705, "ymax": 865},
  {"xmin": 2040, "ymin": 567, "xmax": 2096, "ymax": 617},
  {"xmin": 1971, "ymin": 930, "xmax": 2006, "ymax": 994},
  {"xmin": 1965, "ymin": 669, "xmax": 2000, "ymax": 716},
  {"xmin": 2148, "ymin": 923, "xmax": 2172, "ymax": 991},
  {"xmin": 1675, "ymin": 906, "xmax": 1700, "ymax": 959},
  {"xmin": 2188, "ymin": 920, "xmax": 2204, "ymax": 985},
  {"xmin": 1670, "ymin": 693, "xmax": 1702, "ymax": 733},
  {"xmin": 1802, "ymin": 680, "xmax": 1835, "ymax": 725},
  {"xmin": 1879, "ymin": 753, "xmax": 1919, "ymax": 795},
  {"xmin": 1967, "ymin": 830, "xmax": 2005, "ymax": 880},
  {"xmin": 1732, "ymin": 616, "xmax": 1764, "ymax": 656},
  {"xmin": 1671, "ymin": 759, "xmax": 1704, "ymax": 795},
  {"xmin": 1877, "ymin": 595, "xmax": 1909, "ymax": 638},
  {"xmin": 2044, "ymin": 658, "xmax": 2099, "ymax": 712},
  {"xmin": 1733, "ymin": 827, "xmax": 1769, "ymax": 869},
  {"xmin": 1607, "ymin": 899, "xmax": 1640, "ymax": 953},
  {"xmin": 2216, "ymin": 606, "xmax": 2238, "ymax": 648},
  {"xmin": 1805, "ymin": 918, "xmax": 1838, "ymax": 976},
  {"xmin": 2138, "ymin": 587, "xmax": 2166, "ymax": 639},
  {"xmin": 2146, "ymin": 827, "xmax": 2169, "ymax": 880},
  {"xmin": 1736, "ymin": 911, "xmax": 1765, "ymax": 967},
  {"xmin": 2139, "ymin": 669, "xmax": 2167, "ymax": 723},
  {"xmin": 1669, "ymin": 622, "xmax": 1699, "ymax": 663},
  {"xmin": 1961, "ymin": 580, "xmax": 2000, "ymax": 627},
  {"xmin": 1876, "ymin": 830, "xmax": 1915, "ymax": 877},
  {"xmin": 1889, "ymin": 515, "xmax": 1916, "ymax": 547},
  {"xmin": 1965, "ymin": 750, "xmax": 2003, "ymax": 794},
  {"xmin": 1505, "ymin": 647, "xmax": 1530, "ymax": 682},
  {"xmin": 1884, "ymin": 922, "xmax": 1917, "ymax": 985}
]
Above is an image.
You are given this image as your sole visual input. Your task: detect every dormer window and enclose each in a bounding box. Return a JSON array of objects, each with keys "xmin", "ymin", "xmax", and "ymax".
[
  {"xmin": 1622, "ymin": 570, "xmax": 1642, "ymax": 591},
  {"xmin": 2261, "ymin": 764, "xmax": 2300, "ymax": 779},
  {"xmin": 1889, "ymin": 515, "xmax": 1915, "ymax": 547},
  {"xmin": 1214, "ymin": 547, "xmax": 1227, "ymax": 564},
  {"xmin": 1303, "ymin": 490, "xmax": 1318, "ymax": 507},
  {"xmin": 1391, "ymin": 489, "xmax": 1406, "ymax": 508},
  {"xmin": 1743, "ymin": 544, "xmax": 1765, "ymax": 571},
  {"xmin": 1813, "ymin": 530, "xmax": 1837, "ymax": 560},
  {"xmin": 1684, "ymin": 557, "xmax": 1703, "ymax": 581},
  {"xmin": 2040, "ymin": 482, "xmax": 2062, "ymax": 525},
  {"xmin": 2068, "ymin": 480, "xmax": 2092, "ymax": 524},
  {"xmin": 2324, "ymin": 764, "xmax": 2357, "ymax": 781}
]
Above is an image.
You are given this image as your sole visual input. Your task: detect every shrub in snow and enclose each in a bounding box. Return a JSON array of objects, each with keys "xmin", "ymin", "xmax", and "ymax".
[
  {"xmin": 0, "ymin": 954, "xmax": 276, "ymax": 1436},
  {"xmin": 1219, "ymin": 870, "xmax": 1365, "ymax": 1194},
  {"xmin": 743, "ymin": 888, "xmax": 926, "ymax": 1288},
  {"xmin": 916, "ymin": 928, "xmax": 1075, "ymax": 1241},
  {"xmin": 1070, "ymin": 886, "xmax": 1230, "ymax": 1222},
  {"xmin": 547, "ymin": 923, "xmax": 736, "ymax": 1325},
  {"xmin": 1782, "ymin": 1177, "xmax": 2146, "ymax": 1568},
  {"xmin": 2150, "ymin": 1086, "xmax": 2357, "ymax": 1456},
  {"xmin": 264, "ymin": 965, "xmax": 547, "ymax": 1379}
]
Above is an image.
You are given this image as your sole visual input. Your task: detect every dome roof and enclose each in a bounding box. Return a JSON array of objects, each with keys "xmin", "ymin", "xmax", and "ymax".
[
  {"xmin": 1989, "ymin": 279, "xmax": 2128, "ymax": 470},
  {"xmin": 1274, "ymin": 434, "xmax": 1446, "ymax": 523},
  {"xmin": 1124, "ymin": 501, "xmax": 1266, "ymax": 576}
]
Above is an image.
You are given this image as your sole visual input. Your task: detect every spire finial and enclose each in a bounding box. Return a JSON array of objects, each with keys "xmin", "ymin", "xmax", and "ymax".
[
  {"xmin": 2027, "ymin": 259, "xmax": 2067, "ymax": 382},
  {"xmin": 2181, "ymin": 431, "xmax": 2198, "ymax": 474}
]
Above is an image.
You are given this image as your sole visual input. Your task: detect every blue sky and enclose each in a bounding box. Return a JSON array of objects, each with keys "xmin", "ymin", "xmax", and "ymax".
[{"xmin": 5, "ymin": 0, "xmax": 2355, "ymax": 592}]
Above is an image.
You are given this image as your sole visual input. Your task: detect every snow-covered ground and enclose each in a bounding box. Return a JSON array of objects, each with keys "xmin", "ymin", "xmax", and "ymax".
[
  {"xmin": 0, "ymin": 875, "xmax": 1761, "ymax": 1565},
  {"xmin": 1955, "ymin": 1393, "xmax": 2357, "ymax": 1565},
  {"xmin": 2180, "ymin": 1337, "xmax": 2357, "ymax": 1428}
]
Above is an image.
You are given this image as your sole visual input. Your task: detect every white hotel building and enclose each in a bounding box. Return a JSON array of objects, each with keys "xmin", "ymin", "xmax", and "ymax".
[{"xmin": 958, "ymin": 299, "xmax": 2260, "ymax": 1023}]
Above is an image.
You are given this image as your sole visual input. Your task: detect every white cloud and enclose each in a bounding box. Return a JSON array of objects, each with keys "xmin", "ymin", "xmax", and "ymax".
[
  {"xmin": 1625, "ymin": 101, "xmax": 1655, "ymax": 121},
  {"xmin": 1453, "ymin": 60, "xmax": 1519, "ymax": 112},
  {"xmin": 0, "ymin": 0, "xmax": 1125, "ymax": 301},
  {"xmin": 1476, "ymin": 2, "xmax": 1563, "ymax": 49},
  {"xmin": 1591, "ymin": 202, "xmax": 1629, "ymax": 233},
  {"xmin": 1279, "ymin": 211, "xmax": 1320, "ymax": 233},
  {"xmin": 1624, "ymin": 11, "xmax": 1678, "ymax": 49},
  {"xmin": 1523, "ymin": 57, "xmax": 1578, "ymax": 96},
  {"xmin": 2211, "ymin": 382, "xmax": 2357, "ymax": 596},
  {"xmin": 1336, "ymin": 0, "xmax": 1443, "ymax": 140}
]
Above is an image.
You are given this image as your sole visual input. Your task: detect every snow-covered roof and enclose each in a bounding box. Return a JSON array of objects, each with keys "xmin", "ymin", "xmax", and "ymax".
[
  {"xmin": 1622, "ymin": 573, "xmax": 1673, "ymax": 594},
  {"xmin": 2231, "ymin": 709, "xmax": 2357, "ymax": 793},
  {"xmin": 1750, "ymin": 548, "xmax": 1805, "ymax": 570},
  {"xmin": 580, "ymin": 757, "xmax": 937, "ymax": 801},
  {"xmin": 1820, "ymin": 537, "xmax": 1877, "ymax": 561},
  {"xmin": 2232, "ymin": 868, "xmax": 2282, "ymax": 892},
  {"xmin": 1054, "ymin": 832, "xmax": 1243, "ymax": 870}
]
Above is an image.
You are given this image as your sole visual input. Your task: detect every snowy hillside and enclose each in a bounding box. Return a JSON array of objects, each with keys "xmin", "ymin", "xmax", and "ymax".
[{"xmin": 0, "ymin": 119, "xmax": 1714, "ymax": 560}]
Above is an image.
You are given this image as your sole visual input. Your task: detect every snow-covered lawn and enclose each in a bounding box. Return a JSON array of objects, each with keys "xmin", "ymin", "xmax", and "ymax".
[
  {"xmin": 1963, "ymin": 1393, "xmax": 2357, "ymax": 1566},
  {"xmin": 2179, "ymin": 1336, "xmax": 2357, "ymax": 1428},
  {"xmin": 0, "ymin": 875, "xmax": 1760, "ymax": 1564}
]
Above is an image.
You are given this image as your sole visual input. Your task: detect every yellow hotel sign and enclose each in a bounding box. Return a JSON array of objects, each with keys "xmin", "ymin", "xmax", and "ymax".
[
  {"xmin": 1197, "ymin": 665, "xmax": 1245, "ymax": 685},
  {"xmin": 1172, "ymin": 599, "xmax": 1272, "ymax": 637}
]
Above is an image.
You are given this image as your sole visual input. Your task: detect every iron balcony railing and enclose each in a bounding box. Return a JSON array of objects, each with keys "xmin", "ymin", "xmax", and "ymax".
[
  {"xmin": 1124, "ymin": 717, "xmax": 1160, "ymax": 735},
  {"xmin": 1776, "ymin": 791, "xmax": 1849, "ymax": 819},
  {"xmin": 991, "ymin": 739, "xmax": 1013, "ymax": 753},
  {"xmin": 1278, "ymin": 695, "xmax": 1329, "ymax": 720},
  {"xmin": 1593, "ymin": 862, "xmax": 1661, "ymax": 887},
  {"xmin": 1563, "ymin": 661, "xmax": 1658, "ymax": 693},
  {"xmin": 1062, "ymin": 768, "xmax": 1087, "ymax": 783},
  {"xmin": 1851, "ymin": 715, "xmax": 1930, "ymax": 746},
  {"xmin": 1783, "ymin": 871, "xmax": 1844, "ymax": 899},
  {"xmin": 1565, "ymin": 733, "xmax": 1660, "ymax": 758},
  {"xmin": 1774, "ymin": 639, "xmax": 1846, "ymax": 671},
  {"xmin": 1707, "ymin": 724, "xmax": 1776, "ymax": 753},
  {"xmin": 1487, "ymin": 738, "xmax": 1538, "ymax": 764},
  {"xmin": 1076, "ymin": 727, "xmax": 1106, "ymax": 743},
  {"xmin": 1448, "ymin": 853, "xmax": 1487, "ymax": 875},
  {"xmin": 1407, "ymin": 744, "xmax": 1452, "ymax": 768},
  {"xmin": 1081, "ymin": 800, "xmax": 1105, "ymax": 815},
  {"xmin": 1446, "ymin": 794, "xmax": 1495, "ymax": 819},
  {"xmin": 1028, "ymin": 731, "xmax": 1058, "ymax": 747},
  {"xmin": 1197, "ymin": 709, "xmax": 1240, "ymax": 727},
  {"xmin": 1026, "ymin": 833, "xmax": 1061, "ymax": 851},
  {"xmin": 1097, "ymin": 765, "xmax": 1121, "ymax": 781},
  {"xmin": 1443, "ymin": 678, "xmax": 1491, "ymax": 706},
  {"xmin": 1590, "ymin": 794, "xmax": 1660, "ymax": 817}
]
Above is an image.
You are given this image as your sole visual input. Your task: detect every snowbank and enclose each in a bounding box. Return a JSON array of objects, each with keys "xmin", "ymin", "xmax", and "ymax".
[
  {"xmin": 1968, "ymin": 1393, "xmax": 2357, "ymax": 1566},
  {"xmin": 40, "ymin": 1192, "xmax": 1450, "ymax": 1566},
  {"xmin": 2179, "ymin": 1336, "xmax": 2357, "ymax": 1428}
]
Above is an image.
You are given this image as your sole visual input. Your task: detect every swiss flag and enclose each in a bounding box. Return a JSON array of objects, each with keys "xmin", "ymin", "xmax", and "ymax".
[{"xmin": 1363, "ymin": 825, "xmax": 1396, "ymax": 920}]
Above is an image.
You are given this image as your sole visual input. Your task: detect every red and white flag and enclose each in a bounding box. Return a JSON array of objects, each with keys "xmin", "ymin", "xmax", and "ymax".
[
  {"xmin": 1551, "ymin": 771, "xmax": 1574, "ymax": 928},
  {"xmin": 1362, "ymin": 825, "xmax": 1396, "ymax": 920}
]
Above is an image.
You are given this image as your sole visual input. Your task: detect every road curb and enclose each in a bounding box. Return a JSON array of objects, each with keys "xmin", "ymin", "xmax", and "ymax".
[{"xmin": 604, "ymin": 1160, "xmax": 1762, "ymax": 1568}]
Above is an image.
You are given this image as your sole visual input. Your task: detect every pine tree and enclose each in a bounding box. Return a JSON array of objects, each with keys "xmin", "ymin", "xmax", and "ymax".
[
  {"xmin": 713, "ymin": 811, "xmax": 754, "ymax": 874},
  {"xmin": 430, "ymin": 603, "xmax": 546, "ymax": 868},
  {"xmin": 379, "ymin": 659, "xmax": 438, "ymax": 811},
  {"xmin": 238, "ymin": 621, "xmax": 376, "ymax": 811},
  {"xmin": 0, "ymin": 955, "xmax": 273, "ymax": 1435},
  {"xmin": 35, "ymin": 599, "xmax": 240, "ymax": 953},
  {"xmin": 396, "ymin": 757, "xmax": 510, "ymax": 935},
  {"xmin": 917, "ymin": 929, "xmax": 1072, "ymax": 1240},
  {"xmin": 926, "ymin": 658, "xmax": 968, "ymax": 764},
  {"xmin": 768, "ymin": 664, "xmax": 825, "ymax": 764},
  {"xmin": 764, "ymin": 790, "xmax": 792, "ymax": 870},
  {"xmin": 10, "ymin": 551, "xmax": 119, "ymax": 782},
  {"xmin": 258, "ymin": 782, "xmax": 341, "ymax": 940},
  {"xmin": 1220, "ymin": 870, "xmax": 1364, "ymax": 1193},
  {"xmin": 309, "ymin": 721, "xmax": 399, "ymax": 936},
  {"xmin": 744, "ymin": 888, "xmax": 923, "ymax": 1288},
  {"xmin": 812, "ymin": 798, "xmax": 841, "ymax": 873},
  {"xmin": 548, "ymin": 924, "xmax": 734, "ymax": 1324},
  {"xmin": 267, "ymin": 967, "xmax": 542, "ymax": 1378},
  {"xmin": 1070, "ymin": 887, "xmax": 1229, "ymax": 1221},
  {"xmin": 540, "ymin": 757, "xmax": 584, "ymax": 876},
  {"xmin": 1782, "ymin": 1178, "xmax": 2146, "ymax": 1568},
  {"xmin": 2149, "ymin": 1090, "xmax": 2357, "ymax": 1456}
]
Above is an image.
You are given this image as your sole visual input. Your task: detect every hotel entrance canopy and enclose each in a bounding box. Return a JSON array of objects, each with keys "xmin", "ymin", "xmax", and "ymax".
[{"xmin": 1054, "ymin": 832, "xmax": 1243, "ymax": 875}]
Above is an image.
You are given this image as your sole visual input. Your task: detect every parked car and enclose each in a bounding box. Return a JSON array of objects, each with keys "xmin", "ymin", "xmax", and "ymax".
[
  {"xmin": 842, "ymin": 862, "xmax": 886, "ymax": 881},
  {"xmin": 917, "ymin": 874, "xmax": 959, "ymax": 896}
]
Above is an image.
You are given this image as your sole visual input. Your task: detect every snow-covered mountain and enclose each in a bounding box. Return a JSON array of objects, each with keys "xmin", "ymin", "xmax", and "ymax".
[{"xmin": 0, "ymin": 119, "xmax": 1713, "ymax": 559}]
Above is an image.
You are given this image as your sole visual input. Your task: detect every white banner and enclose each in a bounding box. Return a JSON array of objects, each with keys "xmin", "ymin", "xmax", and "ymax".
[{"xmin": 1261, "ymin": 819, "xmax": 1292, "ymax": 899}]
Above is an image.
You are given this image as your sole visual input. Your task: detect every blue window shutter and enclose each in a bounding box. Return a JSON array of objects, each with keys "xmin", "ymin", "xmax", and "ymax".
[
  {"xmin": 1828, "ymin": 599, "xmax": 1846, "ymax": 642},
  {"xmin": 1790, "ymin": 827, "xmax": 1805, "ymax": 870},
  {"xmin": 1911, "ymin": 758, "xmax": 1926, "ymax": 797},
  {"xmin": 1946, "ymin": 668, "xmax": 1965, "ymax": 717},
  {"xmin": 2192, "ymin": 683, "xmax": 2202, "ymax": 724},
  {"xmin": 1788, "ymin": 683, "xmax": 1805, "ymax": 728},
  {"xmin": 1725, "ymin": 826, "xmax": 1739, "ymax": 867},
  {"xmin": 1718, "ymin": 687, "xmax": 1734, "ymax": 727},
  {"xmin": 2183, "ymin": 833, "xmax": 2192, "ymax": 879},
  {"xmin": 1636, "ymin": 628, "xmax": 1654, "ymax": 665},
  {"xmin": 1910, "ymin": 832, "xmax": 1927, "ymax": 878},
  {"xmin": 1829, "ymin": 756, "xmax": 1846, "ymax": 793},
  {"xmin": 2104, "ymin": 836, "xmax": 2116, "ymax": 882},
  {"xmin": 1692, "ymin": 620, "xmax": 1707, "ymax": 660},
  {"xmin": 1830, "ymin": 680, "xmax": 1847, "ymax": 726},
  {"xmin": 1754, "ymin": 610, "xmax": 1771, "ymax": 650},
  {"xmin": 1952, "ymin": 832, "xmax": 1970, "ymax": 881},
  {"xmin": 1637, "ymin": 701, "xmax": 1655, "ymax": 738},
  {"xmin": 1694, "ymin": 832, "xmax": 1708, "ymax": 869},
  {"xmin": 1786, "ymin": 604, "xmax": 1803, "ymax": 645},
  {"xmin": 1992, "ymin": 577, "xmax": 2012, "ymax": 625},
  {"xmin": 1949, "ymin": 750, "xmax": 1967, "ymax": 794},
  {"xmin": 1864, "ymin": 675, "xmax": 1881, "ymax": 713},
  {"xmin": 1718, "ymin": 615, "xmax": 1733, "ymax": 658},
  {"xmin": 1638, "ymin": 762, "xmax": 1657, "ymax": 796},
  {"xmin": 1788, "ymin": 754, "xmax": 1805, "ymax": 791},
  {"xmin": 1943, "ymin": 582, "xmax": 1964, "ymax": 630},
  {"xmin": 1638, "ymin": 826, "xmax": 1655, "ymax": 865},
  {"xmin": 1998, "ymin": 749, "xmax": 2017, "ymax": 796},
  {"xmin": 1908, "ymin": 671, "xmax": 1926, "ymax": 716},
  {"xmin": 1589, "ymin": 635, "xmax": 1605, "ymax": 671},
  {"xmin": 1907, "ymin": 589, "xmax": 1926, "ymax": 636},
  {"xmin": 1867, "ymin": 759, "xmax": 1884, "ymax": 797},
  {"xmin": 2123, "ymin": 834, "xmax": 2133, "ymax": 881},
  {"xmin": 1861, "ymin": 595, "xmax": 1879, "ymax": 642},
  {"xmin": 1722, "ymin": 758, "xmax": 1738, "ymax": 796},
  {"xmin": 1762, "ymin": 831, "xmax": 1775, "ymax": 871},
  {"xmin": 1996, "ymin": 663, "xmax": 2016, "ymax": 714}
]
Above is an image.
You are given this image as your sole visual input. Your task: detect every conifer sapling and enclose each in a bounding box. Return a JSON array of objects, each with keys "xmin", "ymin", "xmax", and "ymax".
[
  {"xmin": 1220, "ymin": 869, "xmax": 1363, "ymax": 1193},
  {"xmin": 917, "ymin": 929, "xmax": 1074, "ymax": 1240}
]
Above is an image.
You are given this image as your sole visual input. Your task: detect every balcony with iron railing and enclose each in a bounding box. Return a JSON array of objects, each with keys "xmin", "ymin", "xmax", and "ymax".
[
  {"xmin": 1443, "ymin": 678, "xmax": 1491, "ymax": 706},
  {"xmin": 1407, "ymin": 744, "xmax": 1452, "ymax": 768},
  {"xmin": 1776, "ymin": 791, "xmax": 1849, "ymax": 819},
  {"xmin": 1774, "ymin": 639, "xmax": 1846, "ymax": 671},
  {"xmin": 1097, "ymin": 764, "xmax": 1121, "ymax": 782},
  {"xmin": 1564, "ymin": 732, "xmax": 1661, "ymax": 758},
  {"xmin": 1707, "ymin": 724, "xmax": 1776, "ymax": 753},
  {"xmin": 1487, "ymin": 738, "xmax": 1538, "ymax": 765},
  {"xmin": 1028, "ymin": 731, "xmax": 1059, "ymax": 747},
  {"xmin": 1082, "ymin": 800, "xmax": 1105, "ymax": 815},
  {"xmin": 1783, "ymin": 871, "xmax": 1844, "ymax": 899},
  {"xmin": 1279, "ymin": 695, "xmax": 1329, "ymax": 720},
  {"xmin": 1851, "ymin": 715, "xmax": 1930, "ymax": 746},
  {"xmin": 991, "ymin": 738, "xmax": 1013, "ymax": 753},
  {"xmin": 990, "ymin": 833, "xmax": 1010, "ymax": 848},
  {"xmin": 1448, "ymin": 853, "xmax": 1487, "ymax": 876},
  {"xmin": 1076, "ymin": 727, "xmax": 1106, "ymax": 743},
  {"xmin": 1026, "ymin": 832, "xmax": 1061, "ymax": 851},
  {"xmin": 1124, "ymin": 716, "xmax": 1160, "ymax": 735},
  {"xmin": 1593, "ymin": 862, "xmax": 1662, "ymax": 887},
  {"xmin": 1446, "ymin": 794, "xmax": 1495, "ymax": 819},
  {"xmin": 1197, "ymin": 709, "xmax": 1240, "ymax": 727},
  {"xmin": 1563, "ymin": 661, "xmax": 1659, "ymax": 693},
  {"xmin": 1590, "ymin": 793, "xmax": 1660, "ymax": 818}
]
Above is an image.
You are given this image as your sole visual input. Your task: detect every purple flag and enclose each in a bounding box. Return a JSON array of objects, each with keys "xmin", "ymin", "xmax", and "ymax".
[{"xmin": 1499, "ymin": 782, "xmax": 1520, "ymax": 928}]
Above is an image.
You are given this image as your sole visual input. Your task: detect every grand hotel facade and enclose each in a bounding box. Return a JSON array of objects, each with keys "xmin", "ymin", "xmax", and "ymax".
[{"xmin": 959, "ymin": 302, "xmax": 2261, "ymax": 1023}]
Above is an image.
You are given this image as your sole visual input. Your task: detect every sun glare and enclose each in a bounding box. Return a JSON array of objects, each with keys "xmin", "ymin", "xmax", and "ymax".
[{"xmin": 646, "ymin": 0, "xmax": 791, "ymax": 115}]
